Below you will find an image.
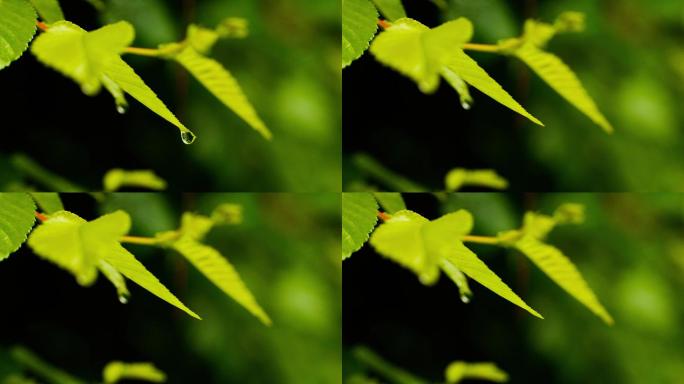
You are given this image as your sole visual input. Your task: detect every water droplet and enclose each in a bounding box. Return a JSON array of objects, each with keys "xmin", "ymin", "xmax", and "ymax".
[
  {"xmin": 116, "ymin": 102, "xmax": 128, "ymax": 114},
  {"xmin": 460, "ymin": 293, "xmax": 471, "ymax": 304},
  {"xmin": 118, "ymin": 292, "xmax": 130, "ymax": 304},
  {"xmin": 180, "ymin": 131, "xmax": 196, "ymax": 145},
  {"xmin": 461, "ymin": 100, "xmax": 472, "ymax": 110}
]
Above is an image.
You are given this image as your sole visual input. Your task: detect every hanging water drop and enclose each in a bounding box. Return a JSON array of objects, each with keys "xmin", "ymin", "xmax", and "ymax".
[
  {"xmin": 118, "ymin": 292, "xmax": 130, "ymax": 304},
  {"xmin": 460, "ymin": 293, "xmax": 471, "ymax": 304},
  {"xmin": 461, "ymin": 100, "xmax": 472, "ymax": 110},
  {"xmin": 180, "ymin": 131, "xmax": 196, "ymax": 145},
  {"xmin": 116, "ymin": 101, "xmax": 129, "ymax": 114}
]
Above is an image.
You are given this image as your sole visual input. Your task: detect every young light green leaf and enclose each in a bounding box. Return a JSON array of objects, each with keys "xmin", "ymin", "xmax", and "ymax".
[
  {"xmin": 370, "ymin": 18, "xmax": 542, "ymax": 124},
  {"xmin": 29, "ymin": 0, "xmax": 64, "ymax": 23},
  {"xmin": 178, "ymin": 212, "xmax": 215, "ymax": 241},
  {"xmin": 353, "ymin": 347, "xmax": 427, "ymax": 384},
  {"xmin": 103, "ymin": 362, "xmax": 166, "ymax": 384},
  {"xmin": 445, "ymin": 168, "xmax": 509, "ymax": 191},
  {"xmin": 370, "ymin": 210, "xmax": 438, "ymax": 284},
  {"xmin": 444, "ymin": 49, "xmax": 543, "ymax": 125},
  {"xmin": 342, "ymin": 193, "xmax": 379, "ymax": 260},
  {"xmin": 371, "ymin": 0, "xmax": 406, "ymax": 21},
  {"xmin": 28, "ymin": 210, "xmax": 199, "ymax": 318},
  {"xmin": 370, "ymin": 18, "xmax": 473, "ymax": 93},
  {"xmin": 10, "ymin": 347, "xmax": 85, "ymax": 384},
  {"xmin": 102, "ymin": 56, "xmax": 196, "ymax": 142},
  {"xmin": 445, "ymin": 361, "xmax": 508, "ymax": 383},
  {"xmin": 0, "ymin": 193, "xmax": 36, "ymax": 261},
  {"xmin": 373, "ymin": 192, "xmax": 405, "ymax": 213},
  {"xmin": 31, "ymin": 21, "xmax": 195, "ymax": 141},
  {"xmin": 439, "ymin": 258, "xmax": 472, "ymax": 303},
  {"xmin": 171, "ymin": 236, "xmax": 271, "ymax": 325},
  {"xmin": 173, "ymin": 47, "xmax": 272, "ymax": 139},
  {"xmin": 342, "ymin": 0, "xmax": 378, "ymax": 68},
  {"xmin": 103, "ymin": 169, "xmax": 167, "ymax": 192},
  {"xmin": 422, "ymin": 211, "xmax": 542, "ymax": 318},
  {"xmin": 514, "ymin": 236, "xmax": 613, "ymax": 324},
  {"xmin": 441, "ymin": 66, "xmax": 473, "ymax": 109},
  {"xmin": 27, "ymin": 211, "xmax": 97, "ymax": 285},
  {"xmin": 443, "ymin": 241, "xmax": 542, "ymax": 318},
  {"xmin": 102, "ymin": 242, "xmax": 200, "ymax": 319},
  {"xmin": 0, "ymin": 0, "xmax": 37, "ymax": 70},
  {"xmin": 98, "ymin": 259, "xmax": 130, "ymax": 303},
  {"xmin": 514, "ymin": 44, "xmax": 613, "ymax": 133},
  {"xmin": 29, "ymin": 192, "xmax": 63, "ymax": 214}
]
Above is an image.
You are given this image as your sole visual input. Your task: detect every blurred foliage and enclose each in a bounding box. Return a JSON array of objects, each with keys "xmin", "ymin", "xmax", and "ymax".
[
  {"xmin": 0, "ymin": 193, "xmax": 341, "ymax": 383},
  {"xmin": 344, "ymin": 193, "xmax": 684, "ymax": 383},
  {"xmin": 0, "ymin": 0, "xmax": 340, "ymax": 192},
  {"xmin": 344, "ymin": 0, "xmax": 684, "ymax": 191}
]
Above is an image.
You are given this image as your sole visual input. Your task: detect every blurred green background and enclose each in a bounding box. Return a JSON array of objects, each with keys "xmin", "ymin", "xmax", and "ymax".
[
  {"xmin": 344, "ymin": 193, "xmax": 684, "ymax": 383},
  {"xmin": 344, "ymin": 0, "xmax": 684, "ymax": 191},
  {"xmin": 0, "ymin": 193, "xmax": 341, "ymax": 383},
  {"xmin": 0, "ymin": 0, "xmax": 340, "ymax": 192}
]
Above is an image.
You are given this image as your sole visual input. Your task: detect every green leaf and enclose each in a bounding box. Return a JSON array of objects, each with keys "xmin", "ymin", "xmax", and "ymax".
[
  {"xmin": 445, "ymin": 361, "xmax": 508, "ymax": 383},
  {"xmin": 29, "ymin": 0, "xmax": 64, "ymax": 23},
  {"xmin": 353, "ymin": 347, "xmax": 427, "ymax": 384},
  {"xmin": 370, "ymin": 210, "xmax": 437, "ymax": 284},
  {"xmin": 171, "ymin": 236, "xmax": 271, "ymax": 325},
  {"xmin": 443, "ymin": 49, "xmax": 542, "ymax": 125},
  {"xmin": 439, "ymin": 257, "xmax": 472, "ymax": 303},
  {"xmin": 370, "ymin": 18, "xmax": 473, "ymax": 93},
  {"xmin": 103, "ymin": 169, "xmax": 167, "ymax": 192},
  {"xmin": 173, "ymin": 46, "xmax": 272, "ymax": 139},
  {"xmin": 29, "ymin": 192, "xmax": 63, "ymax": 213},
  {"xmin": 514, "ymin": 44, "xmax": 613, "ymax": 133},
  {"xmin": 0, "ymin": 193, "xmax": 36, "ymax": 261},
  {"xmin": 0, "ymin": 0, "xmax": 37, "ymax": 70},
  {"xmin": 342, "ymin": 193, "xmax": 379, "ymax": 260},
  {"xmin": 442, "ymin": 241, "xmax": 541, "ymax": 318},
  {"xmin": 423, "ymin": 211, "xmax": 542, "ymax": 318},
  {"xmin": 370, "ymin": 18, "xmax": 542, "ymax": 124},
  {"xmin": 31, "ymin": 21, "xmax": 195, "ymax": 140},
  {"xmin": 498, "ymin": 204, "xmax": 611, "ymax": 324},
  {"xmin": 342, "ymin": 0, "xmax": 378, "ymax": 68},
  {"xmin": 373, "ymin": 192, "xmax": 405, "ymax": 213},
  {"xmin": 514, "ymin": 237, "xmax": 613, "ymax": 324},
  {"xmin": 27, "ymin": 210, "xmax": 199, "ymax": 319},
  {"xmin": 445, "ymin": 168, "xmax": 508, "ymax": 191},
  {"xmin": 103, "ymin": 362, "xmax": 166, "ymax": 384},
  {"xmin": 10, "ymin": 347, "xmax": 85, "ymax": 384},
  {"xmin": 27, "ymin": 211, "xmax": 97, "ymax": 285},
  {"xmin": 371, "ymin": 0, "xmax": 406, "ymax": 21}
]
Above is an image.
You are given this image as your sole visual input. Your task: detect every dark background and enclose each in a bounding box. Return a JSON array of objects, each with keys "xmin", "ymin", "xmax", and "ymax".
[
  {"xmin": 343, "ymin": 193, "xmax": 684, "ymax": 383},
  {"xmin": 343, "ymin": 0, "xmax": 684, "ymax": 192},
  {"xmin": 0, "ymin": 0, "xmax": 341, "ymax": 192}
]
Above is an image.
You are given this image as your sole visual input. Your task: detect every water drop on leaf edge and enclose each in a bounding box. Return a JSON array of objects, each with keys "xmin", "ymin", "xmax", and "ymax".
[{"xmin": 181, "ymin": 131, "xmax": 196, "ymax": 145}]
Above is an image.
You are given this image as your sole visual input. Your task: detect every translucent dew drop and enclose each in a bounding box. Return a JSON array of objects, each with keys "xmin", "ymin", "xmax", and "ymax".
[
  {"xmin": 116, "ymin": 102, "xmax": 128, "ymax": 114},
  {"xmin": 180, "ymin": 131, "xmax": 196, "ymax": 145},
  {"xmin": 460, "ymin": 293, "xmax": 471, "ymax": 304},
  {"xmin": 461, "ymin": 100, "xmax": 472, "ymax": 110},
  {"xmin": 118, "ymin": 292, "xmax": 130, "ymax": 304}
]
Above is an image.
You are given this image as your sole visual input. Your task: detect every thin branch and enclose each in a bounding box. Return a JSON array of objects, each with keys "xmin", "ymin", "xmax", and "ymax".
[
  {"xmin": 35, "ymin": 212, "xmax": 48, "ymax": 222},
  {"xmin": 36, "ymin": 21, "xmax": 48, "ymax": 31},
  {"xmin": 377, "ymin": 211, "xmax": 392, "ymax": 222},
  {"xmin": 461, "ymin": 235, "xmax": 501, "ymax": 245},
  {"xmin": 462, "ymin": 43, "xmax": 501, "ymax": 53},
  {"xmin": 119, "ymin": 235, "xmax": 162, "ymax": 246}
]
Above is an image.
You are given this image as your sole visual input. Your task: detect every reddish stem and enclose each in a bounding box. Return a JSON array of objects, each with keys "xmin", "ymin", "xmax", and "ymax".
[
  {"xmin": 377, "ymin": 211, "xmax": 392, "ymax": 222},
  {"xmin": 377, "ymin": 19, "xmax": 391, "ymax": 30},
  {"xmin": 35, "ymin": 212, "xmax": 48, "ymax": 222},
  {"xmin": 36, "ymin": 21, "xmax": 49, "ymax": 31}
]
